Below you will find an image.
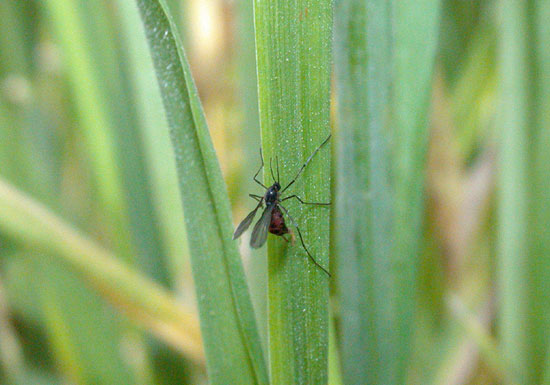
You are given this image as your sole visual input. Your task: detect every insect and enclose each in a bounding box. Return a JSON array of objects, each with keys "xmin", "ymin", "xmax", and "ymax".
[{"xmin": 232, "ymin": 135, "xmax": 331, "ymax": 277}]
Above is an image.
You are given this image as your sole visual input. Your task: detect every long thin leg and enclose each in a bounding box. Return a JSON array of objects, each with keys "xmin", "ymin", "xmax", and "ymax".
[
  {"xmin": 281, "ymin": 134, "xmax": 331, "ymax": 194},
  {"xmin": 278, "ymin": 204, "xmax": 331, "ymax": 277},
  {"xmin": 254, "ymin": 148, "xmax": 268, "ymax": 189},
  {"xmin": 249, "ymin": 194, "xmax": 263, "ymax": 202},
  {"xmin": 282, "ymin": 195, "xmax": 330, "ymax": 206}
]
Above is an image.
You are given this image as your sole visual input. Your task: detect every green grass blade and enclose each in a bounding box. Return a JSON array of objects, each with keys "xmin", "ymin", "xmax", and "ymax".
[
  {"xmin": 115, "ymin": 0, "xmax": 190, "ymax": 293},
  {"xmin": 0, "ymin": 178, "xmax": 203, "ymax": 363},
  {"xmin": 532, "ymin": 0, "xmax": 550, "ymax": 383},
  {"xmin": 42, "ymin": 0, "xmax": 133, "ymax": 258},
  {"xmin": 235, "ymin": 0, "xmax": 268, "ymax": 347},
  {"xmin": 0, "ymin": 1, "xmax": 31, "ymax": 74},
  {"xmin": 37, "ymin": 271, "xmax": 86, "ymax": 385},
  {"xmin": 254, "ymin": 1, "xmax": 333, "ymax": 383},
  {"xmin": 328, "ymin": 312, "xmax": 343, "ymax": 385},
  {"xmin": 391, "ymin": 2, "xmax": 441, "ymax": 382},
  {"xmin": 0, "ymin": 1, "xmax": 34, "ymax": 187},
  {"xmin": 38, "ymin": 260, "xmax": 136, "ymax": 385},
  {"xmin": 498, "ymin": 0, "xmax": 550, "ymax": 383},
  {"xmin": 496, "ymin": 1, "xmax": 530, "ymax": 383},
  {"xmin": 334, "ymin": 1, "xmax": 440, "ymax": 384},
  {"xmin": 134, "ymin": 1, "xmax": 268, "ymax": 384},
  {"xmin": 55, "ymin": 0, "xmax": 171, "ymax": 285},
  {"xmin": 333, "ymin": 0, "xmax": 371, "ymax": 382},
  {"xmin": 38, "ymin": 2, "xmax": 165, "ymax": 381}
]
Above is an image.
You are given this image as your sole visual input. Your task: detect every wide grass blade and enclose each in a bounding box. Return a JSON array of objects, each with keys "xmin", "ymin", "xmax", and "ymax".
[
  {"xmin": 254, "ymin": 0, "xmax": 333, "ymax": 383},
  {"xmin": 115, "ymin": 0, "xmax": 190, "ymax": 294},
  {"xmin": 235, "ymin": 0, "xmax": 268, "ymax": 348},
  {"xmin": 334, "ymin": 1, "xmax": 440, "ymax": 384},
  {"xmin": 535, "ymin": 1, "xmax": 550, "ymax": 382},
  {"xmin": 333, "ymin": 0, "xmax": 371, "ymax": 382},
  {"xmin": 135, "ymin": 1, "xmax": 268, "ymax": 384},
  {"xmin": 391, "ymin": 2, "xmax": 441, "ymax": 382},
  {"xmin": 498, "ymin": 0, "xmax": 550, "ymax": 383},
  {"xmin": 0, "ymin": 178, "xmax": 203, "ymax": 363},
  {"xmin": 496, "ymin": 1, "xmax": 530, "ymax": 383}
]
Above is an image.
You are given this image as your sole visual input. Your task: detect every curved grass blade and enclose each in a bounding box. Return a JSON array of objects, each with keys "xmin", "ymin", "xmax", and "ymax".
[
  {"xmin": 115, "ymin": 0, "xmax": 190, "ymax": 294},
  {"xmin": 254, "ymin": 0, "xmax": 333, "ymax": 383},
  {"xmin": 134, "ymin": 1, "xmax": 268, "ymax": 384}
]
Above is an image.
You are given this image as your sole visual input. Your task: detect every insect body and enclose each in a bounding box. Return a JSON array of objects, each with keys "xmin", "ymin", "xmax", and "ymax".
[
  {"xmin": 232, "ymin": 135, "xmax": 331, "ymax": 277},
  {"xmin": 268, "ymin": 206, "xmax": 289, "ymax": 236}
]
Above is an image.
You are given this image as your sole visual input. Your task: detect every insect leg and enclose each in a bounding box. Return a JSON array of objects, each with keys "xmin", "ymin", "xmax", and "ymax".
[
  {"xmin": 249, "ymin": 194, "xmax": 263, "ymax": 203},
  {"xmin": 254, "ymin": 148, "xmax": 268, "ymax": 189},
  {"xmin": 278, "ymin": 204, "xmax": 331, "ymax": 277},
  {"xmin": 281, "ymin": 134, "xmax": 331, "ymax": 194},
  {"xmin": 282, "ymin": 195, "xmax": 330, "ymax": 206}
]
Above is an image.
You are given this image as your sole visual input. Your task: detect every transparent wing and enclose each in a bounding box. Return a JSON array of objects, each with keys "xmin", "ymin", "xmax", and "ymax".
[
  {"xmin": 250, "ymin": 204, "xmax": 275, "ymax": 249},
  {"xmin": 233, "ymin": 201, "xmax": 262, "ymax": 240}
]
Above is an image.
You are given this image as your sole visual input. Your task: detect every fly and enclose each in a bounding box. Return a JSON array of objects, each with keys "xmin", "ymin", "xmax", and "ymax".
[{"xmin": 232, "ymin": 135, "xmax": 331, "ymax": 277}]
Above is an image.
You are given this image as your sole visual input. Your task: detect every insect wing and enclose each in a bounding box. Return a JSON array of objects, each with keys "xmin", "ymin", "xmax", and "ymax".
[
  {"xmin": 250, "ymin": 204, "xmax": 275, "ymax": 249},
  {"xmin": 233, "ymin": 201, "xmax": 262, "ymax": 240}
]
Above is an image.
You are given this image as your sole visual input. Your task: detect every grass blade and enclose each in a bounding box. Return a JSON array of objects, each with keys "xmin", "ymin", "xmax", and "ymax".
[
  {"xmin": 333, "ymin": 0, "xmax": 371, "ymax": 382},
  {"xmin": 334, "ymin": 1, "xmax": 440, "ymax": 383},
  {"xmin": 42, "ymin": 0, "xmax": 133, "ymax": 258},
  {"xmin": 235, "ymin": 0, "xmax": 268, "ymax": 350},
  {"xmin": 391, "ymin": 2, "xmax": 441, "ymax": 382},
  {"xmin": 115, "ymin": 0, "xmax": 190, "ymax": 294},
  {"xmin": 254, "ymin": 1, "xmax": 333, "ymax": 383},
  {"xmin": 496, "ymin": 1, "xmax": 530, "ymax": 383},
  {"xmin": 535, "ymin": 1, "xmax": 550, "ymax": 382},
  {"xmin": 38, "ymin": 260, "xmax": 134, "ymax": 385},
  {"xmin": 498, "ymin": 1, "xmax": 550, "ymax": 383},
  {"xmin": 135, "ymin": 1, "xmax": 268, "ymax": 384}
]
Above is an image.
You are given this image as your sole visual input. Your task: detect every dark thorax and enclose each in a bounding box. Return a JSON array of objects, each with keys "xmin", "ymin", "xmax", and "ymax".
[{"xmin": 264, "ymin": 182, "xmax": 280, "ymax": 205}]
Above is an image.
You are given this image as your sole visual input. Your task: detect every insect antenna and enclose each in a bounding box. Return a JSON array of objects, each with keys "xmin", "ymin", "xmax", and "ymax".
[
  {"xmin": 281, "ymin": 134, "xmax": 331, "ymax": 193},
  {"xmin": 270, "ymin": 157, "xmax": 277, "ymax": 183},
  {"xmin": 276, "ymin": 156, "xmax": 280, "ymax": 184},
  {"xmin": 278, "ymin": 204, "xmax": 331, "ymax": 277}
]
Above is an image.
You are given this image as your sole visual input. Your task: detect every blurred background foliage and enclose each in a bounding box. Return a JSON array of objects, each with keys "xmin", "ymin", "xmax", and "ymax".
[{"xmin": 0, "ymin": 0, "xmax": 546, "ymax": 384}]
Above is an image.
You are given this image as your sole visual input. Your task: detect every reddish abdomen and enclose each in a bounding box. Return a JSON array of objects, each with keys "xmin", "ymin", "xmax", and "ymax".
[{"xmin": 269, "ymin": 206, "xmax": 289, "ymax": 236}]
